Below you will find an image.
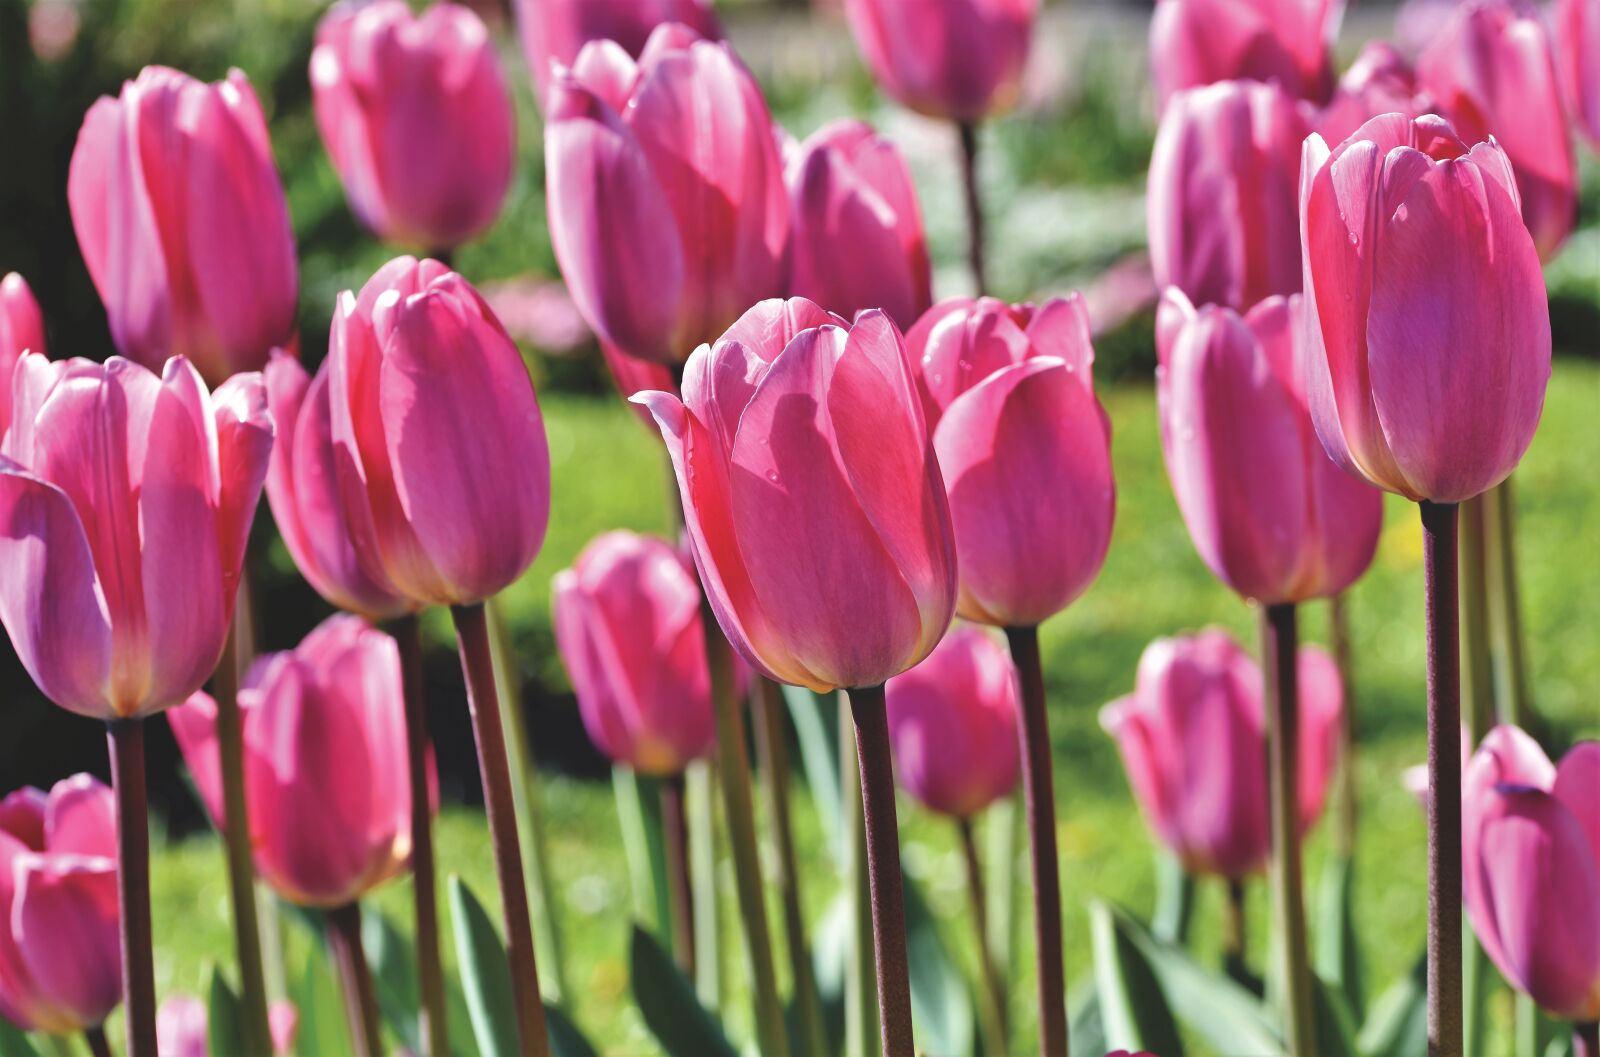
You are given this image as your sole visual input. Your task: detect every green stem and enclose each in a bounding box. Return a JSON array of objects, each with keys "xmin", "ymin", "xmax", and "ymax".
[
  {"xmin": 1328, "ymin": 594, "xmax": 1358, "ymax": 858},
  {"xmin": 1486, "ymin": 479, "xmax": 1534, "ymax": 729},
  {"xmin": 958, "ymin": 817, "xmax": 1008, "ymax": 1057},
  {"xmin": 1151, "ymin": 849, "xmax": 1195, "ymax": 946},
  {"xmin": 325, "ymin": 904, "xmax": 382, "ymax": 1057},
  {"xmin": 957, "ymin": 121, "xmax": 988, "ymax": 295},
  {"xmin": 660, "ymin": 774, "xmax": 695, "ymax": 976},
  {"xmin": 686, "ymin": 760, "xmax": 722, "ymax": 1010},
  {"xmin": 1461, "ymin": 496, "xmax": 1496, "ymax": 741},
  {"xmin": 1222, "ymin": 879, "xmax": 1250, "ymax": 987}
]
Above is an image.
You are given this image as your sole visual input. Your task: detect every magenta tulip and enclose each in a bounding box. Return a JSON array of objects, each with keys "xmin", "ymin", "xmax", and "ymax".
[
  {"xmin": 600, "ymin": 339, "xmax": 675, "ymax": 427},
  {"xmin": 1316, "ymin": 40, "xmax": 1430, "ymax": 145},
  {"xmin": 326, "ymin": 256, "xmax": 550, "ymax": 608},
  {"xmin": 1554, "ymin": 0, "xmax": 1600, "ymax": 149},
  {"xmin": 1417, "ymin": 0, "xmax": 1578, "ymax": 260},
  {"xmin": 1148, "ymin": 79, "xmax": 1310, "ymax": 312},
  {"xmin": 0, "ymin": 776, "xmax": 120, "ymax": 1035},
  {"xmin": 0, "ymin": 274, "xmax": 46, "ymax": 438},
  {"xmin": 515, "ymin": 0, "xmax": 722, "ymax": 100},
  {"xmin": 68, "ymin": 66, "xmax": 297, "ymax": 386},
  {"xmin": 169, "ymin": 616, "xmax": 420, "ymax": 908},
  {"xmin": 788, "ymin": 119, "xmax": 932, "ymax": 330},
  {"xmin": 885, "ymin": 625, "xmax": 1020, "ymax": 818},
  {"xmin": 637, "ymin": 297, "xmax": 957, "ymax": 692},
  {"xmin": 545, "ymin": 24, "xmax": 790, "ymax": 365},
  {"xmin": 311, "ymin": 0, "xmax": 515, "ymax": 251},
  {"xmin": 1100, "ymin": 630, "xmax": 1343, "ymax": 878},
  {"xmin": 1155, "ymin": 288, "xmax": 1382, "ymax": 605},
  {"xmin": 1149, "ymin": 0, "xmax": 1338, "ymax": 109},
  {"xmin": 841, "ymin": 0, "xmax": 1036, "ymax": 123},
  {"xmin": 907, "ymin": 295, "xmax": 1114, "ymax": 626},
  {"xmin": 0, "ymin": 354, "xmax": 272, "ymax": 719},
  {"xmin": 1462, "ymin": 727, "xmax": 1600, "ymax": 1022},
  {"xmin": 553, "ymin": 531, "xmax": 718, "ymax": 775},
  {"xmin": 1299, "ymin": 113, "xmax": 1551, "ymax": 504},
  {"xmin": 157, "ymin": 995, "xmax": 297, "ymax": 1056}
]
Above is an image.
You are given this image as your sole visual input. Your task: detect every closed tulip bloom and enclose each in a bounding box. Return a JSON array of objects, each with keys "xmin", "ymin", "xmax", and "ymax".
[
  {"xmin": 0, "ymin": 274, "xmax": 46, "ymax": 437},
  {"xmin": 553, "ymin": 531, "xmax": 717, "ymax": 775},
  {"xmin": 1299, "ymin": 113, "xmax": 1551, "ymax": 503},
  {"xmin": 1149, "ymin": 0, "xmax": 1338, "ymax": 108},
  {"xmin": 157, "ymin": 994, "xmax": 297, "ymax": 1057},
  {"xmin": 169, "ymin": 616, "xmax": 419, "ymax": 908},
  {"xmin": 1417, "ymin": 0, "xmax": 1578, "ymax": 260},
  {"xmin": 1155, "ymin": 289, "xmax": 1382, "ymax": 605},
  {"xmin": 1316, "ymin": 40, "xmax": 1430, "ymax": 145},
  {"xmin": 841, "ymin": 0, "xmax": 1037, "ymax": 123},
  {"xmin": 327, "ymin": 256, "xmax": 550, "ymax": 608},
  {"xmin": 68, "ymin": 66, "xmax": 297, "ymax": 386},
  {"xmin": 0, "ymin": 776, "xmax": 120, "ymax": 1034},
  {"xmin": 788, "ymin": 119, "xmax": 932, "ymax": 330},
  {"xmin": 545, "ymin": 24, "xmax": 790, "ymax": 365},
  {"xmin": 516, "ymin": 0, "xmax": 722, "ymax": 101},
  {"xmin": 1148, "ymin": 80, "xmax": 1310, "ymax": 312},
  {"xmin": 311, "ymin": 1, "xmax": 515, "ymax": 250},
  {"xmin": 1100, "ymin": 630, "xmax": 1343, "ymax": 878},
  {"xmin": 637, "ymin": 297, "xmax": 957, "ymax": 692},
  {"xmin": 1553, "ymin": 0, "xmax": 1600, "ymax": 149},
  {"xmin": 1462, "ymin": 727, "xmax": 1600, "ymax": 1021},
  {"xmin": 0, "ymin": 354, "xmax": 272, "ymax": 720},
  {"xmin": 908, "ymin": 295, "xmax": 1114, "ymax": 626},
  {"xmin": 885, "ymin": 626, "xmax": 1020, "ymax": 818},
  {"xmin": 600, "ymin": 339, "xmax": 675, "ymax": 427}
]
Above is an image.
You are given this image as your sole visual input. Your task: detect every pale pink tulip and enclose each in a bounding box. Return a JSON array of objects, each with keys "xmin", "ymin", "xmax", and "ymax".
[
  {"xmin": 1553, "ymin": 0, "xmax": 1600, "ymax": 149},
  {"xmin": 515, "ymin": 0, "xmax": 722, "ymax": 101},
  {"xmin": 1316, "ymin": 40, "xmax": 1431, "ymax": 145},
  {"xmin": 1149, "ymin": 0, "xmax": 1339, "ymax": 108},
  {"xmin": 0, "ymin": 274, "xmax": 46, "ymax": 438}
]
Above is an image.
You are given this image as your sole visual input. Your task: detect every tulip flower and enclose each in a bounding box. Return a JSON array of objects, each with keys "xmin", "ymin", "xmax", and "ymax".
[
  {"xmin": 1100, "ymin": 630, "xmax": 1344, "ymax": 878},
  {"xmin": 515, "ymin": 0, "xmax": 722, "ymax": 101},
  {"xmin": 1155, "ymin": 289, "xmax": 1382, "ymax": 605},
  {"xmin": 0, "ymin": 776, "xmax": 119, "ymax": 1037},
  {"xmin": 545, "ymin": 24, "xmax": 790, "ymax": 365},
  {"xmin": 553, "ymin": 531, "xmax": 718, "ymax": 776},
  {"xmin": 1149, "ymin": 0, "xmax": 1338, "ymax": 108},
  {"xmin": 1462, "ymin": 728, "xmax": 1600, "ymax": 1024},
  {"xmin": 1148, "ymin": 79, "xmax": 1310, "ymax": 312},
  {"xmin": 788, "ymin": 119, "xmax": 932, "ymax": 330},
  {"xmin": 0, "ymin": 273, "xmax": 46, "ymax": 437},
  {"xmin": 68, "ymin": 66, "xmax": 297, "ymax": 386},
  {"xmin": 156, "ymin": 995, "xmax": 297, "ymax": 1056},
  {"xmin": 1553, "ymin": 0, "xmax": 1600, "ymax": 150},
  {"xmin": 1417, "ymin": 0, "xmax": 1577, "ymax": 260},
  {"xmin": 311, "ymin": 1, "xmax": 515, "ymax": 251},
  {"xmin": 1316, "ymin": 40, "xmax": 1429, "ymax": 145}
]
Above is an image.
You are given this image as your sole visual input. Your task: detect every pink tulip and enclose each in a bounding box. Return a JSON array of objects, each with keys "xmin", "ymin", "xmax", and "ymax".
[
  {"xmin": 515, "ymin": 0, "xmax": 722, "ymax": 101},
  {"xmin": 326, "ymin": 256, "xmax": 550, "ymax": 608},
  {"xmin": 545, "ymin": 24, "xmax": 790, "ymax": 365},
  {"xmin": 885, "ymin": 625, "xmax": 1020, "ymax": 817},
  {"xmin": 637, "ymin": 297, "xmax": 957, "ymax": 692},
  {"xmin": 157, "ymin": 994, "xmax": 298, "ymax": 1056},
  {"xmin": 1316, "ymin": 40, "xmax": 1431, "ymax": 145},
  {"xmin": 553, "ymin": 531, "xmax": 717, "ymax": 775},
  {"xmin": 1155, "ymin": 289, "xmax": 1382, "ymax": 605},
  {"xmin": 0, "ymin": 776, "xmax": 120, "ymax": 1034},
  {"xmin": 788, "ymin": 119, "xmax": 932, "ymax": 331},
  {"xmin": 0, "ymin": 274, "xmax": 46, "ymax": 438},
  {"xmin": 1147, "ymin": 79, "xmax": 1310, "ymax": 312},
  {"xmin": 311, "ymin": 0, "xmax": 515, "ymax": 250},
  {"xmin": 263, "ymin": 352, "xmax": 409, "ymax": 620},
  {"xmin": 0, "ymin": 354, "xmax": 272, "ymax": 719},
  {"xmin": 1300, "ymin": 113, "xmax": 1551, "ymax": 503},
  {"xmin": 907, "ymin": 295, "xmax": 1114, "ymax": 626},
  {"xmin": 600, "ymin": 340, "xmax": 675, "ymax": 427},
  {"xmin": 169, "ymin": 616, "xmax": 420, "ymax": 908},
  {"xmin": 1553, "ymin": 0, "xmax": 1600, "ymax": 149},
  {"xmin": 1100, "ymin": 630, "xmax": 1343, "ymax": 878},
  {"xmin": 1149, "ymin": 0, "xmax": 1338, "ymax": 109},
  {"xmin": 1462, "ymin": 727, "xmax": 1600, "ymax": 1021},
  {"xmin": 1417, "ymin": 0, "xmax": 1578, "ymax": 260},
  {"xmin": 841, "ymin": 0, "xmax": 1037, "ymax": 123},
  {"xmin": 68, "ymin": 66, "xmax": 298, "ymax": 386}
]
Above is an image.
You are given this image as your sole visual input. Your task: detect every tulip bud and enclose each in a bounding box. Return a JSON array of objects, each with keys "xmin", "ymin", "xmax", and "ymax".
[
  {"xmin": 885, "ymin": 626, "xmax": 1020, "ymax": 818},
  {"xmin": 0, "ymin": 354, "xmax": 272, "ymax": 720},
  {"xmin": 841, "ymin": 0, "xmax": 1037, "ymax": 122},
  {"xmin": 1100, "ymin": 630, "xmax": 1343, "ymax": 878},
  {"xmin": 169, "ymin": 616, "xmax": 422, "ymax": 908},
  {"xmin": 68, "ymin": 67, "xmax": 298, "ymax": 386},
  {"xmin": 1149, "ymin": 0, "xmax": 1337, "ymax": 109},
  {"xmin": 637, "ymin": 297, "xmax": 957, "ymax": 692},
  {"xmin": 545, "ymin": 25, "xmax": 790, "ymax": 365},
  {"xmin": 908, "ymin": 295, "xmax": 1114, "ymax": 627},
  {"xmin": 1316, "ymin": 41, "xmax": 1430, "ymax": 146},
  {"xmin": 326, "ymin": 256, "xmax": 550, "ymax": 608},
  {"xmin": 0, "ymin": 274, "xmax": 46, "ymax": 437},
  {"xmin": 1299, "ymin": 113, "xmax": 1551, "ymax": 503},
  {"xmin": 1155, "ymin": 289, "xmax": 1382, "ymax": 605},
  {"xmin": 0, "ymin": 776, "xmax": 120, "ymax": 1035},
  {"xmin": 1148, "ymin": 80, "xmax": 1310, "ymax": 312},
  {"xmin": 788, "ymin": 119, "xmax": 932, "ymax": 331},
  {"xmin": 1463, "ymin": 727, "xmax": 1600, "ymax": 1022},
  {"xmin": 311, "ymin": 1, "xmax": 515, "ymax": 251},
  {"xmin": 515, "ymin": 0, "xmax": 722, "ymax": 102},
  {"xmin": 1553, "ymin": 0, "xmax": 1600, "ymax": 150}
]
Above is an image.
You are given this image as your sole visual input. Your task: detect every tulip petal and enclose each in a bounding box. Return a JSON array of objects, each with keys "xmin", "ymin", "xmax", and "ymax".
[
  {"xmin": 1295, "ymin": 646, "xmax": 1343, "ymax": 832},
  {"xmin": 44, "ymin": 777, "xmax": 115, "ymax": 860},
  {"xmin": 0, "ymin": 791, "xmax": 46, "ymax": 852},
  {"xmin": 12, "ymin": 855, "xmax": 120, "ymax": 1031},
  {"xmin": 166, "ymin": 692, "xmax": 225, "ymax": 828},
  {"xmin": 1552, "ymin": 742, "xmax": 1600, "ymax": 870},
  {"xmin": 212, "ymin": 370, "xmax": 274, "ymax": 617}
]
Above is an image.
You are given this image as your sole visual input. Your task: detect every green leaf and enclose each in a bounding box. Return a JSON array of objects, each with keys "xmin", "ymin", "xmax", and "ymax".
[
  {"xmin": 207, "ymin": 963, "xmax": 246, "ymax": 1057},
  {"xmin": 1355, "ymin": 952, "xmax": 1426, "ymax": 1057},
  {"xmin": 291, "ymin": 925, "xmax": 355, "ymax": 1057},
  {"xmin": 362, "ymin": 909, "xmax": 422, "ymax": 1056},
  {"xmin": 613, "ymin": 766, "xmax": 671, "ymax": 939},
  {"xmin": 449, "ymin": 875, "xmax": 520, "ymax": 1057},
  {"xmin": 545, "ymin": 1004, "xmax": 600, "ymax": 1057},
  {"xmin": 781, "ymin": 685, "xmax": 844, "ymax": 862},
  {"xmin": 1151, "ymin": 850, "xmax": 1195, "ymax": 946},
  {"xmin": 629, "ymin": 923, "xmax": 738, "ymax": 1057},
  {"xmin": 1313, "ymin": 971, "xmax": 1361, "ymax": 1057},
  {"xmin": 1315, "ymin": 852, "xmax": 1365, "ymax": 1021},
  {"xmin": 0, "ymin": 1020, "xmax": 43, "ymax": 1057},
  {"xmin": 903, "ymin": 872, "xmax": 976, "ymax": 1057},
  {"xmin": 1068, "ymin": 974, "xmax": 1108, "ymax": 1057},
  {"xmin": 1088, "ymin": 901, "xmax": 1186, "ymax": 1057}
]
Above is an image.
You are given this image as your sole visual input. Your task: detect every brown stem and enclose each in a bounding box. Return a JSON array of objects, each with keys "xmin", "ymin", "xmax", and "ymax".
[
  {"xmin": 107, "ymin": 719, "xmax": 157, "ymax": 1057},
  {"xmin": 451, "ymin": 602, "xmax": 550, "ymax": 1057},
  {"xmin": 1328, "ymin": 594, "xmax": 1358, "ymax": 857},
  {"xmin": 1222, "ymin": 879, "xmax": 1249, "ymax": 981},
  {"xmin": 659, "ymin": 773, "xmax": 695, "ymax": 976},
  {"xmin": 85, "ymin": 1026, "xmax": 113, "ymax": 1057},
  {"xmin": 957, "ymin": 122, "xmax": 988, "ymax": 296},
  {"xmin": 326, "ymin": 904, "xmax": 382, "ymax": 1057},
  {"xmin": 958, "ymin": 817, "xmax": 1008, "ymax": 1057}
]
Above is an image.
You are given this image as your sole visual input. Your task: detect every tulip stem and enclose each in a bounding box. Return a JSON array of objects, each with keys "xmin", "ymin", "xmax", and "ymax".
[
  {"xmin": 1420, "ymin": 500, "xmax": 1464, "ymax": 1057},
  {"xmin": 106, "ymin": 719, "xmax": 157, "ymax": 1057},
  {"xmin": 451, "ymin": 602, "xmax": 550, "ymax": 1057},
  {"xmin": 686, "ymin": 761, "xmax": 721, "ymax": 1010},
  {"xmin": 1486, "ymin": 479, "xmax": 1534, "ymax": 730},
  {"xmin": 659, "ymin": 773, "xmax": 696, "ymax": 976},
  {"xmin": 957, "ymin": 122, "xmax": 988, "ymax": 295},
  {"xmin": 1574, "ymin": 1021, "xmax": 1599, "ymax": 1057},
  {"xmin": 85, "ymin": 1027, "xmax": 113, "ymax": 1057},
  {"xmin": 324, "ymin": 904, "xmax": 382, "ymax": 1057},
  {"xmin": 1003, "ymin": 624, "xmax": 1069, "ymax": 1057},
  {"xmin": 958, "ymin": 817, "xmax": 1009, "ymax": 1057},
  {"xmin": 841, "ymin": 693, "xmax": 879, "ymax": 1057},
  {"xmin": 392, "ymin": 614, "xmax": 449, "ymax": 1057},
  {"xmin": 1329, "ymin": 594, "xmax": 1358, "ymax": 857},
  {"xmin": 1221, "ymin": 879, "xmax": 1250, "ymax": 985},
  {"xmin": 1461, "ymin": 497, "xmax": 1496, "ymax": 741},
  {"xmin": 847, "ymin": 684, "xmax": 915, "ymax": 1057}
]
